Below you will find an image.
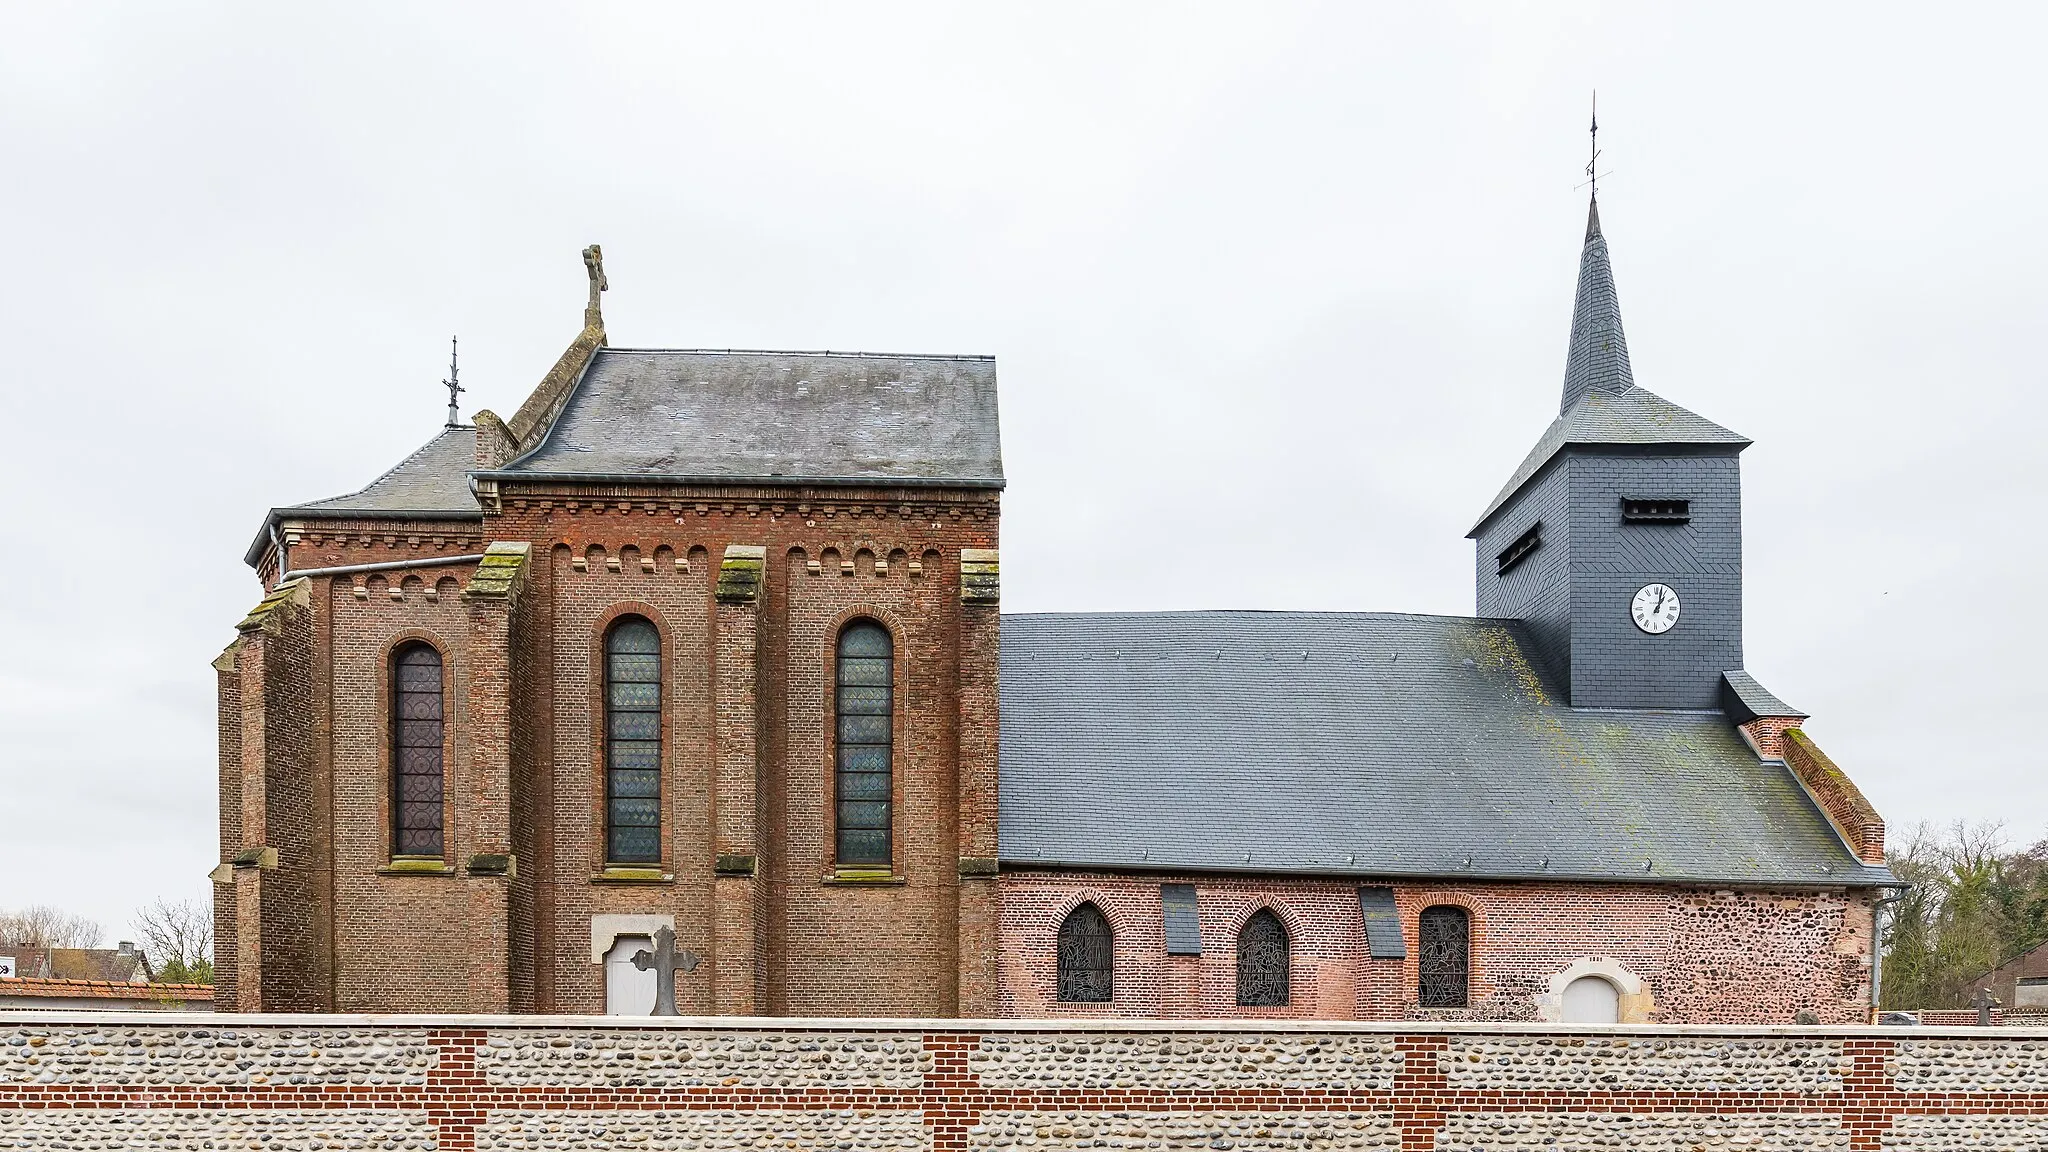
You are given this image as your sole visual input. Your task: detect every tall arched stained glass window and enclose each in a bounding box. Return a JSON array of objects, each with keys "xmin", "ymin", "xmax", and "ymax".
[
  {"xmin": 391, "ymin": 643, "xmax": 445, "ymax": 857},
  {"xmin": 1417, "ymin": 905, "xmax": 1470, "ymax": 1008},
  {"xmin": 1236, "ymin": 909, "xmax": 1290, "ymax": 1006},
  {"xmin": 1056, "ymin": 903, "xmax": 1113, "ymax": 1003},
  {"xmin": 835, "ymin": 621, "xmax": 893, "ymax": 867},
  {"xmin": 605, "ymin": 617, "xmax": 662, "ymax": 864}
]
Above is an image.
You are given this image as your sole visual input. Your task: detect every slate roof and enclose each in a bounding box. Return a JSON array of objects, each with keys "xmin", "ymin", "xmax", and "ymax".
[
  {"xmin": 998, "ymin": 611, "xmax": 1894, "ymax": 887},
  {"xmin": 292, "ymin": 426, "xmax": 481, "ymax": 516},
  {"xmin": 1720, "ymin": 670, "xmax": 1809, "ymax": 724},
  {"xmin": 1468, "ymin": 387, "xmax": 1750, "ymax": 536},
  {"xmin": 497, "ymin": 349, "xmax": 1004, "ymax": 487},
  {"xmin": 1560, "ymin": 198, "xmax": 1634, "ymax": 414},
  {"xmin": 1469, "ymin": 196, "xmax": 1750, "ymax": 537},
  {"xmin": 244, "ymin": 426, "xmax": 481, "ymax": 566}
]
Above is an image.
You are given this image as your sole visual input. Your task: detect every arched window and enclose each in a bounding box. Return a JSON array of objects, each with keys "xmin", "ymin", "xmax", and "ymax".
[
  {"xmin": 1056, "ymin": 903, "xmax": 1113, "ymax": 1003},
  {"xmin": 1418, "ymin": 905, "xmax": 1470, "ymax": 1008},
  {"xmin": 605, "ymin": 617, "xmax": 662, "ymax": 864},
  {"xmin": 391, "ymin": 643, "xmax": 445, "ymax": 857},
  {"xmin": 1236, "ymin": 909, "xmax": 1290, "ymax": 1006},
  {"xmin": 834, "ymin": 621, "xmax": 893, "ymax": 867}
]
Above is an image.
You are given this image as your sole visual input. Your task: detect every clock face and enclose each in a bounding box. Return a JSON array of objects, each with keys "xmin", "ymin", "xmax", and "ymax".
[{"xmin": 1631, "ymin": 583, "xmax": 1681, "ymax": 634}]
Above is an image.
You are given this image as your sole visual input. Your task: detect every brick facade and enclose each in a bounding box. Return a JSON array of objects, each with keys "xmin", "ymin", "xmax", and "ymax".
[
  {"xmin": 9, "ymin": 1014, "xmax": 2048, "ymax": 1150},
  {"xmin": 997, "ymin": 872, "xmax": 1876, "ymax": 1024},
  {"xmin": 217, "ymin": 485, "xmax": 1000, "ymax": 1017},
  {"xmin": 213, "ymin": 246, "xmax": 1888, "ymax": 1022}
]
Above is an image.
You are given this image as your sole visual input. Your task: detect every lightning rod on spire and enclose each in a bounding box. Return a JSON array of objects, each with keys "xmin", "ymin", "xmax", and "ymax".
[
  {"xmin": 443, "ymin": 336, "xmax": 465, "ymax": 427},
  {"xmin": 1578, "ymin": 90, "xmax": 1613, "ymax": 199}
]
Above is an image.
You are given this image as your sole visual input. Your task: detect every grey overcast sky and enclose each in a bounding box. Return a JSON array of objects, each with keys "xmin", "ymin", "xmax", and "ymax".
[{"xmin": 2, "ymin": 3, "xmax": 2042, "ymax": 942}]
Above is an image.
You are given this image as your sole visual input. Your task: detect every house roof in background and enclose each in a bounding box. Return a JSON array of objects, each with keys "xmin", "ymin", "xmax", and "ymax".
[{"xmin": 0, "ymin": 977, "xmax": 211, "ymax": 1002}]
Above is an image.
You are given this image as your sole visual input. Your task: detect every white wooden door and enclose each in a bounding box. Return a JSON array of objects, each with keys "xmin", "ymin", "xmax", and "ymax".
[
  {"xmin": 604, "ymin": 935, "xmax": 656, "ymax": 1015},
  {"xmin": 1561, "ymin": 975, "xmax": 1620, "ymax": 1023}
]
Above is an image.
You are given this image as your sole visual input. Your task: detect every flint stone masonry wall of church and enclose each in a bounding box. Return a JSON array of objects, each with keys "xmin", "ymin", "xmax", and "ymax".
[{"xmin": 12, "ymin": 1014, "xmax": 2048, "ymax": 1151}]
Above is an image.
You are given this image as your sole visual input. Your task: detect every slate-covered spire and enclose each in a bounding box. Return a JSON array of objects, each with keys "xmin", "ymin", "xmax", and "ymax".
[{"xmin": 1558, "ymin": 197, "xmax": 1634, "ymax": 414}]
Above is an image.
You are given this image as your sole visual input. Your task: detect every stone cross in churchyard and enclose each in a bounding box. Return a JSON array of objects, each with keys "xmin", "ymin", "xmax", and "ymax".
[
  {"xmin": 631, "ymin": 925, "xmax": 699, "ymax": 1016},
  {"xmin": 1974, "ymin": 985, "xmax": 2001, "ymax": 1026}
]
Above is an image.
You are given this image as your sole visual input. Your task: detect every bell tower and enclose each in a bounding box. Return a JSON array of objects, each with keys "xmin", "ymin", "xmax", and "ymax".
[{"xmin": 1469, "ymin": 196, "xmax": 1751, "ymax": 710}]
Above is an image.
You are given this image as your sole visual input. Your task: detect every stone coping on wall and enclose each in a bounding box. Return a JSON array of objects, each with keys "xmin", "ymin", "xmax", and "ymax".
[{"xmin": 0, "ymin": 1008, "xmax": 2036, "ymax": 1037}]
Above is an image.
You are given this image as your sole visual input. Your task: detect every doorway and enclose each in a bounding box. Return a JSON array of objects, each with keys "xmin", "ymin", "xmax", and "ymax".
[
  {"xmin": 604, "ymin": 935, "xmax": 656, "ymax": 1015},
  {"xmin": 1560, "ymin": 974, "xmax": 1620, "ymax": 1024}
]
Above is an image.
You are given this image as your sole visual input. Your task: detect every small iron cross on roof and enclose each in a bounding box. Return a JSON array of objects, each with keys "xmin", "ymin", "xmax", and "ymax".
[{"xmin": 631, "ymin": 925, "xmax": 699, "ymax": 1016}]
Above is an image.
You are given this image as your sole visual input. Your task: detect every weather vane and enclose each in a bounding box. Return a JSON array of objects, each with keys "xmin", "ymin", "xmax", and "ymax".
[
  {"xmin": 443, "ymin": 336, "xmax": 464, "ymax": 427},
  {"xmin": 1579, "ymin": 91, "xmax": 1612, "ymax": 199}
]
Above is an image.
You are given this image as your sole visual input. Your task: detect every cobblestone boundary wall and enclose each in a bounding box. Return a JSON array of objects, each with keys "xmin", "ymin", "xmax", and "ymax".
[{"xmin": 8, "ymin": 1013, "xmax": 2048, "ymax": 1150}]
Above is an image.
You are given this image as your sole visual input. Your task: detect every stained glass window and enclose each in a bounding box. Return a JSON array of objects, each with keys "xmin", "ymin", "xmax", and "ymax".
[
  {"xmin": 1056, "ymin": 903, "xmax": 1113, "ymax": 1003},
  {"xmin": 1417, "ymin": 905, "xmax": 1470, "ymax": 1008},
  {"xmin": 391, "ymin": 643, "xmax": 445, "ymax": 857},
  {"xmin": 1236, "ymin": 909, "xmax": 1290, "ymax": 1006},
  {"xmin": 605, "ymin": 617, "xmax": 662, "ymax": 864},
  {"xmin": 835, "ymin": 621, "xmax": 893, "ymax": 867}
]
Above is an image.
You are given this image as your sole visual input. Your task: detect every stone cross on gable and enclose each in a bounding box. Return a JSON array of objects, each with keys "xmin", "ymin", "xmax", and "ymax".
[
  {"xmin": 582, "ymin": 244, "xmax": 607, "ymax": 328},
  {"xmin": 631, "ymin": 925, "xmax": 699, "ymax": 1016}
]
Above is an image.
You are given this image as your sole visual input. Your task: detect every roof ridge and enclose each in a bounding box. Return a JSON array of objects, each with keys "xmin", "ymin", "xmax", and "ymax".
[
  {"xmin": 603, "ymin": 347, "xmax": 997, "ymax": 362},
  {"xmin": 1002, "ymin": 609, "xmax": 1524, "ymax": 625},
  {"xmin": 298, "ymin": 425, "xmax": 472, "ymax": 510}
]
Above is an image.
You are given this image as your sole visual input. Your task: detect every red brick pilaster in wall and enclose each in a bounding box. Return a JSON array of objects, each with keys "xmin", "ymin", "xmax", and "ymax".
[
  {"xmin": 460, "ymin": 543, "xmax": 530, "ymax": 1013},
  {"xmin": 955, "ymin": 548, "xmax": 1001, "ymax": 1017},
  {"xmin": 232, "ymin": 579, "xmax": 322, "ymax": 1011},
  {"xmin": 1393, "ymin": 1033, "xmax": 1450, "ymax": 1151},
  {"xmin": 1783, "ymin": 728, "xmax": 1887, "ymax": 865},
  {"xmin": 713, "ymin": 544, "xmax": 766, "ymax": 1014},
  {"xmin": 212, "ymin": 646, "xmax": 243, "ymax": 1010},
  {"xmin": 232, "ymin": 867, "xmax": 262, "ymax": 1012}
]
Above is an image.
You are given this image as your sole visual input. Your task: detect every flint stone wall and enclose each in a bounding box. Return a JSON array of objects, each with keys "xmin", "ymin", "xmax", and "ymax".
[
  {"xmin": 6, "ymin": 1013, "xmax": 2048, "ymax": 1151},
  {"xmin": 0, "ymin": 1023, "xmax": 433, "ymax": 1085},
  {"xmin": 970, "ymin": 1112, "xmax": 1401, "ymax": 1152},
  {"xmin": 1442, "ymin": 1034, "xmax": 1844, "ymax": 1091},
  {"xmin": 480, "ymin": 1110, "xmax": 930, "ymax": 1152},
  {"xmin": 478, "ymin": 1029, "xmax": 927, "ymax": 1088},
  {"xmin": 970, "ymin": 1032, "xmax": 1401, "ymax": 1090}
]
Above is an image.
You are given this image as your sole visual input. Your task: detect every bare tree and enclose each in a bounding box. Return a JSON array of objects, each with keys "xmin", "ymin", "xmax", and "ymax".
[
  {"xmin": 131, "ymin": 898, "xmax": 212, "ymax": 984},
  {"xmin": 0, "ymin": 905, "xmax": 104, "ymax": 949}
]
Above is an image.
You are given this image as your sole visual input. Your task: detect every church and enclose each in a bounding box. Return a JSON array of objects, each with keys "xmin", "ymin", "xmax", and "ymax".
[{"xmin": 213, "ymin": 196, "xmax": 1896, "ymax": 1024}]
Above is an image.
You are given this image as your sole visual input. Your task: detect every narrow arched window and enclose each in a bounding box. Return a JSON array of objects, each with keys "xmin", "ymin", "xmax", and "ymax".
[
  {"xmin": 605, "ymin": 617, "xmax": 662, "ymax": 864},
  {"xmin": 1237, "ymin": 909, "xmax": 1290, "ymax": 1006},
  {"xmin": 1056, "ymin": 903, "xmax": 1113, "ymax": 1002},
  {"xmin": 391, "ymin": 643, "xmax": 445, "ymax": 858},
  {"xmin": 834, "ymin": 621, "xmax": 893, "ymax": 867},
  {"xmin": 1418, "ymin": 905, "xmax": 1470, "ymax": 1008}
]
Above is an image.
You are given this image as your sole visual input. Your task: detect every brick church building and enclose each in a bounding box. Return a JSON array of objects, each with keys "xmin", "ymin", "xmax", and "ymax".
[{"xmin": 214, "ymin": 199, "xmax": 1897, "ymax": 1023}]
